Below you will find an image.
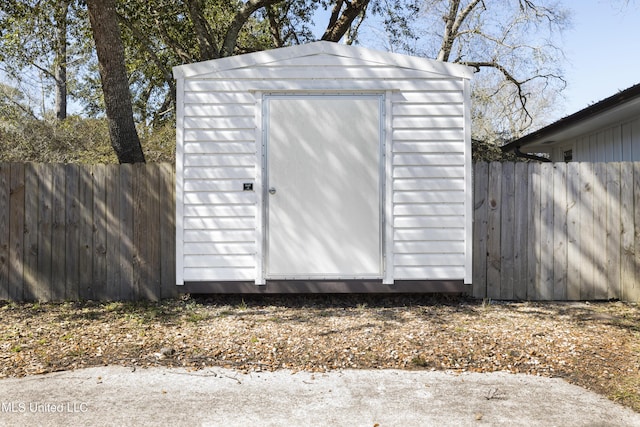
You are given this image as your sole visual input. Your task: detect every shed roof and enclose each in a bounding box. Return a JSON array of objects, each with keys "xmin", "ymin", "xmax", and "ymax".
[
  {"xmin": 502, "ymin": 82, "xmax": 640, "ymax": 154},
  {"xmin": 172, "ymin": 41, "xmax": 474, "ymax": 80}
]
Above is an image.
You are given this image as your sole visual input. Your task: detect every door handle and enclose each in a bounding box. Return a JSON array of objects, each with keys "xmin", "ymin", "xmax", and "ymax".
[{"xmin": 268, "ymin": 187, "xmax": 276, "ymax": 195}]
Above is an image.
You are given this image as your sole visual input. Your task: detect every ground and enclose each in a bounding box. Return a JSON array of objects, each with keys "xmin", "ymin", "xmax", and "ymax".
[{"xmin": 0, "ymin": 295, "xmax": 638, "ymax": 412}]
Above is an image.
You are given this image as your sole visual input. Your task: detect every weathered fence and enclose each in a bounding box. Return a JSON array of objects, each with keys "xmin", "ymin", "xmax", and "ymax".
[
  {"xmin": 473, "ymin": 161, "xmax": 640, "ymax": 302},
  {"xmin": 1, "ymin": 161, "xmax": 640, "ymax": 302},
  {"xmin": 0, "ymin": 163, "xmax": 176, "ymax": 302}
]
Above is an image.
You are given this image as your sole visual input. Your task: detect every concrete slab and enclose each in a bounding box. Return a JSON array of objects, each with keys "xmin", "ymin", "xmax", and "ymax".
[{"xmin": 0, "ymin": 367, "xmax": 638, "ymax": 426}]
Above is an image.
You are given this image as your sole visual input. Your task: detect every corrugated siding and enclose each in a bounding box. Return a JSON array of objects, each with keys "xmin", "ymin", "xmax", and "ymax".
[{"xmin": 179, "ymin": 52, "xmax": 468, "ymax": 282}]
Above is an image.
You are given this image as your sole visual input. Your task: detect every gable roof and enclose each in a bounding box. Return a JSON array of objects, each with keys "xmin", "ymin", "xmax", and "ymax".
[
  {"xmin": 502, "ymin": 82, "xmax": 640, "ymax": 154},
  {"xmin": 172, "ymin": 41, "xmax": 473, "ymax": 80}
]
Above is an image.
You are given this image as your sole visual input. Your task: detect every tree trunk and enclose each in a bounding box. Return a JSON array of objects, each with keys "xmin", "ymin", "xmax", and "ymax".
[
  {"xmin": 220, "ymin": 0, "xmax": 282, "ymax": 58},
  {"xmin": 86, "ymin": 0, "xmax": 145, "ymax": 163},
  {"xmin": 321, "ymin": 0, "xmax": 370, "ymax": 42},
  {"xmin": 437, "ymin": 0, "xmax": 460, "ymax": 62},
  {"xmin": 53, "ymin": 0, "xmax": 69, "ymax": 121}
]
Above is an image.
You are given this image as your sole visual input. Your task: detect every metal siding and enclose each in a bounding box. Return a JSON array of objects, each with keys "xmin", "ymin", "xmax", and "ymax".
[
  {"xmin": 175, "ymin": 78, "xmax": 185, "ymax": 285},
  {"xmin": 181, "ymin": 86, "xmax": 257, "ymax": 281},
  {"xmin": 562, "ymin": 117, "xmax": 640, "ymax": 162},
  {"xmin": 390, "ymin": 79, "xmax": 467, "ymax": 281},
  {"xmin": 178, "ymin": 49, "xmax": 471, "ymax": 284},
  {"xmin": 633, "ymin": 118, "xmax": 640, "ymax": 161},
  {"xmin": 463, "ymin": 78, "xmax": 473, "ymax": 284}
]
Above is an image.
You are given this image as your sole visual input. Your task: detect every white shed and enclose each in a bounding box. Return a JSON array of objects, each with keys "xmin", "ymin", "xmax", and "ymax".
[{"xmin": 172, "ymin": 41, "xmax": 473, "ymax": 293}]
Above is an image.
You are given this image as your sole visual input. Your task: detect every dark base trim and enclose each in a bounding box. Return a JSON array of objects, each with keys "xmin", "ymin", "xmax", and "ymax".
[{"xmin": 181, "ymin": 280, "xmax": 469, "ymax": 294}]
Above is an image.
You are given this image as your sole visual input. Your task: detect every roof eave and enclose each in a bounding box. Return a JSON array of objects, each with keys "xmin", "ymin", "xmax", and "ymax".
[
  {"xmin": 502, "ymin": 82, "xmax": 640, "ymax": 153},
  {"xmin": 172, "ymin": 41, "xmax": 474, "ymax": 80}
]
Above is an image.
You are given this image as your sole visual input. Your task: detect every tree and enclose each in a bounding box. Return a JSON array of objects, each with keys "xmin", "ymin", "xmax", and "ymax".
[
  {"xmin": 86, "ymin": 0, "xmax": 144, "ymax": 163},
  {"xmin": 360, "ymin": 0, "xmax": 569, "ymax": 144},
  {"xmin": 115, "ymin": 0, "xmax": 374, "ymax": 126},
  {"xmin": 0, "ymin": 0, "xmax": 87, "ymax": 120},
  {"xmin": 433, "ymin": 0, "xmax": 568, "ymax": 132},
  {"xmin": 320, "ymin": 0, "xmax": 371, "ymax": 42},
  {"xmin": 52, "ymin": 0, "xmax": 70, "ymax": 120},
  {"xmin": 0, "ymin": 82, "xmax": 37, "ymax": 120}
]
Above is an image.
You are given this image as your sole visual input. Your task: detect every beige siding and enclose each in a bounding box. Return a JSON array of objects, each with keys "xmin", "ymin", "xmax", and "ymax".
[{"xmin": 552, "ymin": 116, "xmax": 640, "ymax": 162}]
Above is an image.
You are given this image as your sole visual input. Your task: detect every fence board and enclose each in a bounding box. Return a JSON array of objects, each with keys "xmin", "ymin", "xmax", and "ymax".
[
  {"xmin": 64, "ymin": 164, "xmax": 80, "ymax": 300},
  {"xmin": 513, "ymin": 162, "xmax": 529, "ymax": 299},
  {"xmin": 499, "ymin": 162, "xmax": 515, "ymax": 299},
  {"xmin": 632, "ymin": 162, "xmax": 640, "ymax": 302},
  {"xmin": 528, "ymin": 163, "xmax": 541, "ymax": 299},
  {"xmin": 105, "ymin": 165, "xmax": 121, "ymax": 300},
  {"xmin": 9, "ymin": 164, "xmax": 25, "ymax": 301},
  {"xmin": 579, "ymin": 163, "xmax": 595, "ymax": 300},
  {"xmin": 142, "ymin": 164, "xmax": 162, "ymax": 300},
  {"xmin": 0, "ymin": 164, "xmax": 9, "ymax": 301},
  {"xmin": 620, "ymin": 162, "xmax": 635, "ymax": 300},
  {"xmin": 78, "ymin": 166, "xmax": 94, "ymax": 300},
  {"xmin": 552, "ymin": 163, "xmax": 567, "ymax": 301},
  {"xmin": 593, "ymin": 163, "xmax": 608, "ymax": 299},
  {"xmin": 472, "ymin": 162, "xmax": 488, "ymax": 298},
  {"xmin": 119, "ymin": 165, "xmax": 135, "ymax": 301},
  {"xmin": 92, "ymin": 165, "xmax": 108, "ymax": 300},
  {"xmin": 36, "ymin": 164, "xmax": 53, "ymax": 302},
  {"xmin": 539, "ymin": 163, "xmax": 554, "ymax": 300},
  {"xmin": 147, "ymin": 164, "xmax": 162, "ymax": 300},
  {"xmin": 51, "ymin": 164, "xmax": 67, "ymax": 301},
  {"xmin": 160, "ymin": 163, "xmax": 177, "ymax": 299},
  {"xmin": 486, "ymin": 162, "xmax": 502, "ymax": 299},
  {"xmin": 606, "ymin": 163, "xmax": 621, "ymax": 299},
  {"xmin": 23, "ymin": 164, "xmax": 39, "ymax": 301},
  {"xmin": 134, "ymin": 164, "xmax": 162, "ymax": 300},
  {"xmin": 566, "ymin": 162, "xmax": 581, "ymax": 300}
]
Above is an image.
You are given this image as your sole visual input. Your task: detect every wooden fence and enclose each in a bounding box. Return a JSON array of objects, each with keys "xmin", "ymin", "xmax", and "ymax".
[
  {"xmin": 0, "ymin": 163, "xmax": 176, "ymax": 302},
  {"xmin": 1, "ymin": 161, "xmax": 640, "ymax": 302},
  {"xmin": 473, "ymin": 161, "xmax": 640, "ymax": 302}
]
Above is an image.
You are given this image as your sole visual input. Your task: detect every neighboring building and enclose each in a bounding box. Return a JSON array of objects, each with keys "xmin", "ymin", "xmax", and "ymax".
[
  {"xmin": 172, "ymin": 41, "xmax": 473, "ymax": 293},
  {"xmin": 502, "ymin": 83, "xmax": 640, "ymax": 162}
]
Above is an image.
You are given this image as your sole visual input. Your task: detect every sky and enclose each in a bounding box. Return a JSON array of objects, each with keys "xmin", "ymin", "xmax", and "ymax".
[
  {"xmin": 4, "ymin": 1, "xmax": 639, "ymax": 123},
  {"xmin": 313, "ymin": 0, "xmax": 640, "ymax": 124},
  {"xmin": 560, "ymin": 0, "xmax": 640, "ymax": 119}
]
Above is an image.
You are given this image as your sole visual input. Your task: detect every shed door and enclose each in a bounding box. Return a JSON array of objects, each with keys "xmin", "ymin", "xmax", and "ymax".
[{"xmin": 265, "ymin": 95, "xmax": 382, "ymax": 278}]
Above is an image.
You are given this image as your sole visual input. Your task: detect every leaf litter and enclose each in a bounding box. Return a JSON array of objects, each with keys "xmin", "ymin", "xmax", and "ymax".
[{"xmin": 0, "ymin": 295, "xmax": 638, "ymax": 412}]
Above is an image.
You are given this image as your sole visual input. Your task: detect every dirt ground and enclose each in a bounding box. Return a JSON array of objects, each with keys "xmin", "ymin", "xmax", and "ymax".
[{"xmin": 0, "ymin": 295, "xmax": 638, "ymax": 412}]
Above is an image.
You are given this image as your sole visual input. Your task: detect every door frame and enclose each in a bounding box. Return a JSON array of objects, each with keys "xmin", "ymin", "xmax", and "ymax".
[{"xmin": 259, "ymin": 92, "xmax": 387, "ymax": 282}]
